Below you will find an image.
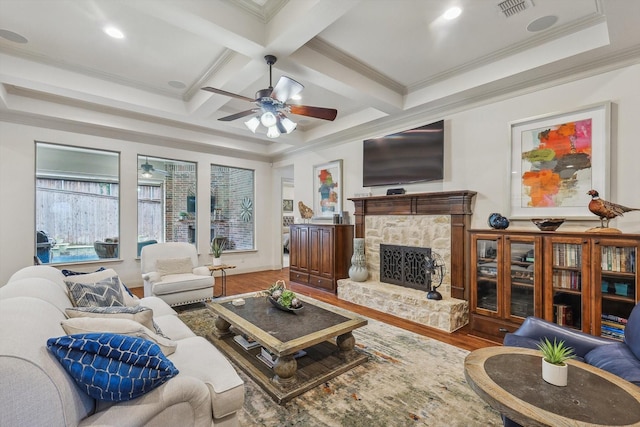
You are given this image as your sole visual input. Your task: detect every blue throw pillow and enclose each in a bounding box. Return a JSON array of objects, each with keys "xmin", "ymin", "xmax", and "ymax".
[{"xmin": 47, "ymin": 333, "xmax": 179, "ymax": 402}]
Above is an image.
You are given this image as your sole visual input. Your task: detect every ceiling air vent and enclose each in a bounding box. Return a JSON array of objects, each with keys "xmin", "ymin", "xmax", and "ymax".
[{"xmin": 497, "ymin": 0, "xmax": 534, "ymax": 17}]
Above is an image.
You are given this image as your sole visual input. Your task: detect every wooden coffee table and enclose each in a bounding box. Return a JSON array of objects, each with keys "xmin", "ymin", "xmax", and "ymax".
[
  {"xmin": 464, "ymin": 346, "xmax": 640, "ymax": 427},
  {"xmin": 207, "ymin": 292, "xmax": 368, "ymax": 403}
]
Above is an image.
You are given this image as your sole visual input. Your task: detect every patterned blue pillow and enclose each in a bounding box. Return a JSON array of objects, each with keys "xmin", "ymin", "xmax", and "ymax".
[
  {"xmin": 47, "ymin": 333, "xmax": 179, "ymax": 402},
  {"xmin": 65, "ymin": 276, "xmax": 125, "ymax": 307}
]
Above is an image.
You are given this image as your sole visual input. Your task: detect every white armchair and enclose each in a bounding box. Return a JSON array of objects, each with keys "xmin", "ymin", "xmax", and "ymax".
[{"xmin": 141, "ymin": 242, "xmax": 213, "ymax": 307}]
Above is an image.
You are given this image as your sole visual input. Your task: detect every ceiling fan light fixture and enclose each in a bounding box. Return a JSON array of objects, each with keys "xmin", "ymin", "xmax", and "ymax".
[
  {"xmin": 260, "ymin": 111, "xmax": 277, "ymax": 127},
  {"xmin": 244, "ymin": 116, "xmax": 260, "ymax": 133},
  {"xmin": 141, "ymin": 170, "xmax": 153, "ymax": 178},
  {"xmin": 280, "ymin": 116, "xmax": 297, "ymax": 134},
  {"xmin": 266, "ymin": 126, "xmax": 281, "ymax": 138}
]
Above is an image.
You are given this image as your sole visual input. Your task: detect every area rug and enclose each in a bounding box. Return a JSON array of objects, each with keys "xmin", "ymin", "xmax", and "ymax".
[{"xmin": 178, "ymin": 306, "xmax": 502, "ymax": 427}]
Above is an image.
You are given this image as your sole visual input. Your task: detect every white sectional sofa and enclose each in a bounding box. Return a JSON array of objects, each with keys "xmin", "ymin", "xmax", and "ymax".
[{"xmin": 0, "ymin": 266, "xmax": 244, "ymax": 427}]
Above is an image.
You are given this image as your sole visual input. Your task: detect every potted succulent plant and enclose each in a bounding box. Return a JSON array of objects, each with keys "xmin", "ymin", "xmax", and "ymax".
[
  {"xmin": 537, "ymin": 337, "xmax": 574, "ymax": 386},
  {"xmin": 210, "ymin": 238, "xmax": 225, "ymax": 266}
]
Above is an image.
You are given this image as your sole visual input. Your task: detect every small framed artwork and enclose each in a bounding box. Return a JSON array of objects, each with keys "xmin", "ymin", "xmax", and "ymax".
[
  {"xmin": 313, "ymin": 159, "xmax": 343, "ymax": 219},
  {"xmin": 509, "ymin": 102, "xmax": 611, "ymax": 219},
  {"xmin": 282, "ymin": 199, "xmax": 293, "ymax": 212}
]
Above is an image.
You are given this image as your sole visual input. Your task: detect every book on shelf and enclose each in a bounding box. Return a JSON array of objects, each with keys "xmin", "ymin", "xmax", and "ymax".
[
  {"xmin": 233, "ymin": 334, "xmax": 261, "ymax": 350},
  {"xmin": 553, "ymin": 304, "xmax": 573, "ymax": 326},
  {"xmin": 601, "ymin": 313, "xmax": 628, "ymax": 324},
  {"xmin": 601, "ymin": 246, "xmax": 637, "ymax": 273},
  {"xmin": 601, "ymin": 329, "xmax": 625, "ymax": 340}
]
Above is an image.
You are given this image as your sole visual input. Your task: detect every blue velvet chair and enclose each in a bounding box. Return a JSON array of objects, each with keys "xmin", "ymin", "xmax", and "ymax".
[{"xmin": 503, "ymin": 302, "xmax": 640, "ymax": 386}]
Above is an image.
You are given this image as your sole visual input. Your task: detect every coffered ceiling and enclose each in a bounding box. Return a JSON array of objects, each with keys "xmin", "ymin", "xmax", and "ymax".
[{"xmin": 0, "ymin": 0, "xmax": 638, "ymax": 161}]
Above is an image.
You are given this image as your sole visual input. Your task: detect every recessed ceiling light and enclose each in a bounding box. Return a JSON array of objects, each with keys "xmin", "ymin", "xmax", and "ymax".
[
  {"xmin": 104, "ymin": 26, "xmax": 124, "ymax": 39},
  {"xmin": 0, "ymin": 29, "xmax": 28, "ymax": 43},
  {"xmin": 527, "ymin": 15, "xmax": 558, "ymax": 32},
  {"xmin": 168, "ymin": 80, "xmax": 186, "ymax": 89},
  {"xmin": 443, "ymin": 6, "xmax": 462, "ymax": 20}
]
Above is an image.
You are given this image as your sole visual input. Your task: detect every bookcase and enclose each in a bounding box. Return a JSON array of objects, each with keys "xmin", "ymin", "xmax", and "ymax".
[{"xmin": 469, "ymin": 229, "xmax": 639, "ymax": 342}]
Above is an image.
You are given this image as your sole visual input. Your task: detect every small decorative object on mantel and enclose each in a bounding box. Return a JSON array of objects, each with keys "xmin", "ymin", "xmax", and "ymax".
[
  {"xmin": 265, "ymin": 280, "xmax": 303, "ymax": 312},
  {"xmin": 537, "ymin": 337, "xmax": 574, "ymax": 387},
  {"xmin": 487, "ymin": 213, "xmax": 510, "ymax": 230},
  {"xmin": 298, "ymin": 201, "xmax": 313, "ymax": 223},
  {"xmin": 425, "ymin": 251, "xmax": 446, "ymax": 300},
  {"xmin": 531, "ymin": 218, "xmax": 565, "ymax": 232},
  {"xmin": 587, "ymin": 189, "xmax": 639, "ymax": 233}
]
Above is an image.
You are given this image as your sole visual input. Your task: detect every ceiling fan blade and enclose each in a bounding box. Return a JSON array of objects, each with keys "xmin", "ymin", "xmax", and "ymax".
[
  {"xmin": 289, "ymin": 104, "xmax": 338, "ymax": 121},
  {"xmin": 271, "ymin": 76, "xmax": 304, "ymax": 103},
  {"xmin": 218, "ymin": 109, "xmax": 257, "ymax": 121},
  {"xmin": 201, "ymin": 87, "xmax": 255, "ymax": 103}
]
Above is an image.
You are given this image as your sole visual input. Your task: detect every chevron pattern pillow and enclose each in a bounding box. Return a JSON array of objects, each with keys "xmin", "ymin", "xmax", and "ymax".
[
  {"xmin": 65, "ymin": 275, "xmax": 125, "ymax": 307},
  {"xmin": 47, "ymin": 333, "xmax": 179, "ymax": 402}
]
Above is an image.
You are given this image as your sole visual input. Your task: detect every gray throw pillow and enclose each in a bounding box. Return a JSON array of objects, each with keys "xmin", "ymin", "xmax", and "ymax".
[{"xmin": 65, "ymin": 275, "xmax": 125, "ymax": 307}]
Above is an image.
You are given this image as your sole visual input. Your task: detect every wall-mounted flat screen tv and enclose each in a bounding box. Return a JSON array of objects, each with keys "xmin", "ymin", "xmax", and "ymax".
[{"xmin": 362, "ymin": 120, "xmax": 444, "ymax": 187}]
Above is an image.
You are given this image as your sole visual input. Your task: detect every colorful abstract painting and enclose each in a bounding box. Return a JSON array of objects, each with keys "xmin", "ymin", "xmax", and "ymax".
[
  {"xmin": 521, "ymin": 119, "xmax": 592, "ymax": 208},
  {"xmin": 510, "ymin": 103, "xmax": 610, "ymax": 219},
  {"xmin": 313, "ymin": 159, "xmax": 343, "ymax": 219}
]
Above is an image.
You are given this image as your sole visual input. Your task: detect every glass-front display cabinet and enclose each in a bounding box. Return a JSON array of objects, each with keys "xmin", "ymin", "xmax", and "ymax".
[{"xmin": 470, "ymin": 232, "xmax": 542, "ymax": 324}]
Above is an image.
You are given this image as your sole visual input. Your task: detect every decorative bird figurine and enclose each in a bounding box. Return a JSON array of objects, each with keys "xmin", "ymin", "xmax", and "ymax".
[
  {"xmin": 298, "ymin": 201, "xmax": 313, "ymax": 222},
  {"xmin": 587, "ymin": 189, "xmax": 639, "ymax": 228}
]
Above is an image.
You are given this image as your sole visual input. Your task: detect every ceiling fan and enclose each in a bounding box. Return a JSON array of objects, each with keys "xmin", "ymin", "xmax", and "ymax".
[
  {"xmin": 201, "ymin": 55, "xmax": 338, "ymax": 138},
  {"xmin": 140, "ymin": 157, "xmax": 169, "ymax": 178}
]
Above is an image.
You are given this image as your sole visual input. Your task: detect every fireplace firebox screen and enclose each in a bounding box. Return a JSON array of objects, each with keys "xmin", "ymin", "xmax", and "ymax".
[{"xmin": 380, "ymin": 244, "xmax": 432, "ymax": 291}]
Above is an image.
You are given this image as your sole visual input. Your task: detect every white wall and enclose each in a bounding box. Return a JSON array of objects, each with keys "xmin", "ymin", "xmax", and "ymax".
[
  {"xmin": 2, "ymin": 63, "xmax": 640, "ymax": 285},
  {"xmin": 276, "ymin": 64, "xmax": 640, "ymax": 234},
  {"xmin": 0, "ymin": 122, "xmax": 280, "ymax": 285}
]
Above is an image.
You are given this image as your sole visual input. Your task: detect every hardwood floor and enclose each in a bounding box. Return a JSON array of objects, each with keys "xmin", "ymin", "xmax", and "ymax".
[{"xmin": 133, "ymin": 268, "xmax": 499, "ymax": 352}]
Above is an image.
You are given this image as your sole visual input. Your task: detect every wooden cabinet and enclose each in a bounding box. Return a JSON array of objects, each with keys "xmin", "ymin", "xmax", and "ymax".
[
  {"xmin": 470, "ymin": 231, "xmax": 542, "ymax": 340},
  {"xmin": 289, "ymin": 224, "xmax": 353, "ymax": 293},
  {"xmin": 469, "ymin": 229, "xmax": 639, "ymax": 342}
]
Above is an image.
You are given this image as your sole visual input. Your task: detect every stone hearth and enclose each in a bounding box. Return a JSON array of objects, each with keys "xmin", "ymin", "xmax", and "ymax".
[{"xmin": 338, "ymin": 279, "xmax": 468, "ymax": 332}]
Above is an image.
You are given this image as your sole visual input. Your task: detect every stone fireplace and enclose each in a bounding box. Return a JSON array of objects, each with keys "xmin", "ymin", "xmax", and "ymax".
[{"xmin": 337, "ymin": 191, "xmax": 476, "ymax": 332}]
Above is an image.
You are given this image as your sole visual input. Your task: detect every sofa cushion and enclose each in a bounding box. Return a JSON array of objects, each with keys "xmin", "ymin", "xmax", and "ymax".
[
  {"xmin": 168, "ymin": 336, "xmax": 244, "ymax": 418},
  {"xmin": 585, "ymin": 342, "xmax": 640, "ymax": 386},
  {"xmin": 151, "ymin": 274, "xmax": 212, "ymax": 295},
  {"xmin": 623, "ymin": 303, "xmax": 640, "ymax": 360},
  {"xmin": 65, "ymin": 276, "xmax": 125, "ymax": 307},
  {"xmin": 65, "ymin": 306, "xmax": 155, "ymax": 331},
  {"xmin": 47, "ymin": 333, "xmax": 179, "ymax": 402},
  {"xmin": 156, "ymin": 257, "xmax": 193, "ymax": 276},
  {"xmin": 61, "ymin": 317, "xmax": 177, "ymax": 356}
]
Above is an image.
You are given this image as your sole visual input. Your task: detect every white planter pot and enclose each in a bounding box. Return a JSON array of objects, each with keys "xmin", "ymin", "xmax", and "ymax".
[
  {"xmin": 541, "ymin": 358, "xmax": 568, "ymax": 387},
  {"xmin": 212, "ymin": 257, "xmax": 222, "ymax": 266}
]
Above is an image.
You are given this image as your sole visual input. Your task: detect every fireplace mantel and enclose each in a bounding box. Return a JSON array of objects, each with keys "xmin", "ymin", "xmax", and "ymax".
[{"xmin": 348, "ymin": 190, "xmax": 476, "ymax": 299}]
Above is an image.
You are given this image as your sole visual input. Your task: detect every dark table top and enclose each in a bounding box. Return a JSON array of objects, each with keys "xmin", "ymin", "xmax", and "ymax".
[
  {"xmin": 218, "ymin": 296, "xmax": 350, "ymax": 342},
  {"xmin": 465, "ymin": 346, "xmax": 640, "ymax": 427},
  {"xmin": 208, "ymin": 292, "xmax": 367, "ymax": 355}
]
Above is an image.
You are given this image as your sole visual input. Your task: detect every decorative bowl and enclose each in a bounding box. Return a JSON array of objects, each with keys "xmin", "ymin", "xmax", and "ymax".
[
  {"xmin": 267, "ymin": 296, "xmax": 303, "ymax": 313},
  {"xmin": 531, "ymin": 218, "xmax": 565, "ymax": 232}
]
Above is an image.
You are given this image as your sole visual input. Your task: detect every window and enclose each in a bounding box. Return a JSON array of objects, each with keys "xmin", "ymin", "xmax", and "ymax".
[
  {"xmin": 137, "ymin": 155, "xmax": 197, "ymax": 252},
  {"xmin": 211, "ymin": 165, "xmax": 254, "ymax": 251},
  {"xmin": 35, "ymin": 143, "xmax": 120, "ymax": 264}
]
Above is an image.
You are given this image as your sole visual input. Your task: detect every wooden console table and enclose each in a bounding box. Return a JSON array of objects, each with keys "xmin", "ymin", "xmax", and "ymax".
[{"xmin": 464, "ymin": 346, "xmax": 640, "ymax": 426}]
